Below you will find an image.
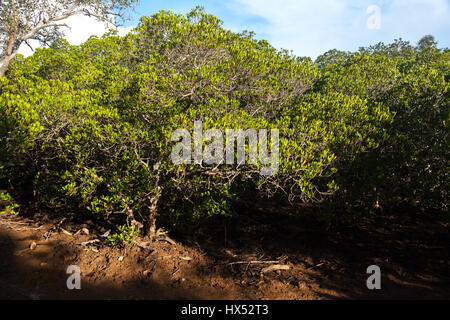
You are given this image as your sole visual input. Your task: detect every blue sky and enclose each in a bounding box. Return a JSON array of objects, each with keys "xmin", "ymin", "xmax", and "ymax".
[
  {"xmin": 124, "ymin": 0, "xmax": 450, "ymax": 59},
  {"xmin": 15, "ymin": 1, "xmax": 449, "ymax": 59}
]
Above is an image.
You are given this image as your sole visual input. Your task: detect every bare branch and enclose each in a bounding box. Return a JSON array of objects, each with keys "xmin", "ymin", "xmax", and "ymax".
[{"xmin": 0, "ymin": 0, "xmax": 137, "ymax": 76}]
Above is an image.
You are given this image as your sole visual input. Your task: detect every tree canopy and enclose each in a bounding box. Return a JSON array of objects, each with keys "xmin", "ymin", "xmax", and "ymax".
[
  {"xmin": 0, "ymin": 0, "xmax": 137, "ymax": 76},
  {"xmin": 1, "ymin": 8, "xmax": 448, "ymax": 237}
]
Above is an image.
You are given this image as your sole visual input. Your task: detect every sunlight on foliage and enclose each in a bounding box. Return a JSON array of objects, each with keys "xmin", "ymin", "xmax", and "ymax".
[{"xmin": 0, "ymin": 8, "xmax": 447, "ymax": 235}]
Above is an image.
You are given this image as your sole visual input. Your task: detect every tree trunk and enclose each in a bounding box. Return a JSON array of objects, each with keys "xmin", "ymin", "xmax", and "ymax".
[
  {"xmin": 148, "ymin": 212, "xmax": 158, "ymax": 240},
  {"xmin": 0, "ymin": 53, "xmax": 16, "ymax": 77},
  {"xmin": 0, "ymin": 58, "xmax": 10, "ymax": 77},
  {"xmin": 147, "ymin": 188, "xmax": 161, "ymax": 240}
]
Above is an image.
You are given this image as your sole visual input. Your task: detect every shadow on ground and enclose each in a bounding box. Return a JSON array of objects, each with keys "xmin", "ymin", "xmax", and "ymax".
[
  {"xmin": 0, "ymin": 203, "xmax": 449, "ymax": 300},
  {"xmin": 0, "ymin": 216, "xmax": 226, "ymax": 300}
]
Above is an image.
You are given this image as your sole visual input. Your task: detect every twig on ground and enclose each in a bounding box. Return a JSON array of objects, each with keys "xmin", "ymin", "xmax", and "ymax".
[
  {"xmin": 261, "ymin": 264, "xmax": 290, "ymax": 274},
  {"xmin": 226, "ymin": 260, "xmax": 280, "ymax": 266},
  {"xmin": 79, "ymin": 239, "xmax": 100, "ymax": 246}
]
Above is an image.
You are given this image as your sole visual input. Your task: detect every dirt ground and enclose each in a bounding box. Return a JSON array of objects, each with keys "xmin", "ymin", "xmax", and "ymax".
[{"xmin": 0, "ymin": 205, "xmax": 449, "ymax": 300}]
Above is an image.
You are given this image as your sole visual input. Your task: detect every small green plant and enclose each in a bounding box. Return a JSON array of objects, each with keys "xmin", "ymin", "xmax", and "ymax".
[
  {"xmin": 0, "ymin": 192, "xmax": 19, "ymax": 215},
  {"xmin": 106, "ymin": 225, "xmax": 141, "ymax": 247}
]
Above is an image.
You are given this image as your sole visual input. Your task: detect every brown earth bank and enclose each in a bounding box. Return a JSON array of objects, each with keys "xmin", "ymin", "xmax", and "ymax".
[{"xmin": 0, "ymin": 205, "xmax": 449, "ymax": 300}]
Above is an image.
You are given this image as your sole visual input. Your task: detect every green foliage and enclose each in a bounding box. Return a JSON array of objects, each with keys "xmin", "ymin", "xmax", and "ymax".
[
  {"xmin": 106, "ymin": 225, "xmax": 141, "ymax": 247},
  {"xmin": 0, "ymin": 0, "xmax": 137, "ymax": 76},
  {"xmin": 316, "ymin": 35, "xmax": 449, "ymax": 210},
  {"xmin": 0, "ymin": 191, "xmax": 19, "ymax": 215},
  {"xmin": 0, "ymin": 8, "xmax": 446, "ymax": 237}
]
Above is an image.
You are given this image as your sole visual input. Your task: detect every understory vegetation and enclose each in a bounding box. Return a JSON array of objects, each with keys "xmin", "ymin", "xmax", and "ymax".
[{"xmin": 1, "ymin": 8, "xmax": 448, "ymax": 238}]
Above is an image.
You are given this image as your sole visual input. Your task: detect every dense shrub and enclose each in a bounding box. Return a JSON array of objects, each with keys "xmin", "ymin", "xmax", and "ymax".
[
  {"xmin": 317, "ymin": 37, "xmax": 449, "ymax": 211},
  {"xmin": 0, "ymin": 8, "xmax": 446, "ymax": 237}
]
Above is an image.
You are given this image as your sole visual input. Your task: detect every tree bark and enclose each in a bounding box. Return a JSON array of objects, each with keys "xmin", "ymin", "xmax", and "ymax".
[
  {"xmin": 148, "ymin": 212, "xmax": 158, "ymax": 240},
  {"xmin": 0, "ymin": 57, "xmax": 11, "ymax": 77},
  {"xmin": 148, "ymin": 198, "xmax": 160, "ymax": 239},
  {"xmin": 0, "ymin": 50, "xmax": 19, "ymax": 77},
  {"xmin": 147, "ymin": 186, "xmax": 162, "ymax": 240}
]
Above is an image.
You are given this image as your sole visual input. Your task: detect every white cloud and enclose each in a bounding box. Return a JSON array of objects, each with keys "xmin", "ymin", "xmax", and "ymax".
[
  {"xmin": 63, "ymin": 14, "xmax": 134, "ymax": 45},
  {"xmin": 18, "ymin": 14, "xmax": 134, "ymax": 57},
  {"xmin": 17, "ymin": 1, "xmax": 450, "ymax": 59},
  {"xmin": 233, "ymin": 0, "xmax": 450, "ymax": 59}
]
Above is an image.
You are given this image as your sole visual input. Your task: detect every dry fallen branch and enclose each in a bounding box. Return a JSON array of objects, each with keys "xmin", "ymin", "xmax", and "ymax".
[
  {"xmin": 307, "ymin": 262, "xmax": 325, "ymax": 270},
  {"xmin": 0, "ymin": 218, "xmax": 44, "ymax": 231},
  {"xmin": 79, "ymin": 239, "xmax": 100, "ymax": 246},
  {"xmin": 261, "ymin": 264, "xmax": 290, "ymax": 274},
  {"xmin": 8, "ymin": 226, "xmax": 44, "ymax": 231},
  {"xmin": 60, "ymin": 228, "xmax": 73, "ymax": 236},
  {"xmin": 179, "ymin": 256, "xmax": 192, "ymax": 261},
  {"xmin": 226, "ymin": 260, "xmax": 280, "ymax": 266}
]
